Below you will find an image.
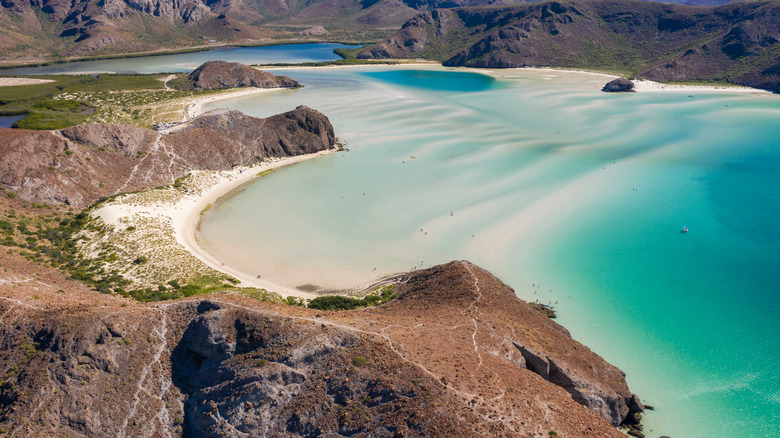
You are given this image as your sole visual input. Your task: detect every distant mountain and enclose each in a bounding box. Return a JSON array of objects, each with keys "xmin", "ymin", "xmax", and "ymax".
[
  {"xmin": 358, "ymin": 0, "xmax": 780, "ymax": 91},
  {"xmin": 0, "ymin": 0, "xmax": 530, "ymax": 62}
]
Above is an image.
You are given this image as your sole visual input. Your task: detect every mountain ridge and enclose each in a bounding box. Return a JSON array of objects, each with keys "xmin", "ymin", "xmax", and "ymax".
[
  {"xmin": 358, "ymin": 0, "xmax": 780, "ymax": 91},
  {"xmin": 0, "ymin": 0, "xmax": 532, "ymax": 62}
]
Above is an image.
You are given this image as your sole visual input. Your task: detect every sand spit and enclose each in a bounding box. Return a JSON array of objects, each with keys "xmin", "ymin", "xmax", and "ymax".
[
  {"xmin": 0, "ymin": 77, "xmax": 55, "ymax": 86},
  {"xmin": 631, "ymin": 79, "xmax": 770, "ymax": 94},
  {"xmin": 480, "ymin": 67, "xmax": 772, "ymax": 94},
  {"xmin": 183, "ymin": 87, "xmax": 282, "ymax": 121}
]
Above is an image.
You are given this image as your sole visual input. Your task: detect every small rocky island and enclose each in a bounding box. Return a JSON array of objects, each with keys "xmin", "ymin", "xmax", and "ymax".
[{"xmin": 169, "ymin": 60, "xmax": 300, "ymax": 91}]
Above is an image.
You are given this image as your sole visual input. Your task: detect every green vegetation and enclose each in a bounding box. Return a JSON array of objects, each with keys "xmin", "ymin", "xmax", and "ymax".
[
  {"xmin": 0, "ymin": 73, "xmax": 218, "ymax": 130},
  {"xmin": 352, "ymin": 356, "xmax": 367, "ymax": 367},
  {"xmin": 0, "ymin": 208, "xmax": 133, "ymax": 294},
  {"xmin": 308, "ymin": 285, "xmax": 398, "ymax": 311},
  {"xmin": 0, "ymin": 197, "xmax": 282, "ymax": 303}
]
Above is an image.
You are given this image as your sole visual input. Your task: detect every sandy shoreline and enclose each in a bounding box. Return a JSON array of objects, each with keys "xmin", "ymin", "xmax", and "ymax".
[
  {"xmin": 95, "ymin": 150, "xmax": 335, "ymax": 298},
  {"xmin": 480, "ymin": 67, "xmax": 771, "ymax": 94},
  {"xmin": 183, "ymin": 87, "xmax": 283, "ymax": 121},
  {"xmin": 93, "ymin": 84, "xmax": 337, "ymax": 298},
  {"xmin": 175, "ymin": 151, "xmax": 336, "ymax": 298},
  {"xmin": 94, "ymin": 64, "xmax": 772, "ymax": 300},
  {"xmin": 0, "ymin": 77, "xmax": 55, "ymax": 86}
]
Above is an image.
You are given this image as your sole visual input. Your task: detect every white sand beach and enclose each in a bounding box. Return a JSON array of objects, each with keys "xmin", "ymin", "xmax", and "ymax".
[
  {"xmin": 0, "ymin": 77, "xmax": 55, "ymax": 86},
  {"xmin": 483, "ymin": 67, "xmax": 771, "ymax": 94},
  {"xmin": 183, "ymin": 87, "xmax": 283, "ymax": 120},
  {"xmin": 93, "ymin": 85, "xmax": 336, "ymax": 298},
  {"xmin": 94, "ymin": 150, "xmax": 335, "ymax": 298},
  {"xmin": 175, "ymin": 151, "xmax": 336, "ymax": 298}
]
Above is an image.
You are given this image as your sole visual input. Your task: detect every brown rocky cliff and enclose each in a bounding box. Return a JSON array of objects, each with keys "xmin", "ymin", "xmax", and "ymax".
[
  {"xmin": 0, "ymin": 105, "xmax": 336, "ymax": 208},
  {"xmin": 0, "ymin": 261, "xmax": 641, "ymax": 437},
  {"xmin": 172, "ymin": 60, "xmax": 301, "ymax": 90}
]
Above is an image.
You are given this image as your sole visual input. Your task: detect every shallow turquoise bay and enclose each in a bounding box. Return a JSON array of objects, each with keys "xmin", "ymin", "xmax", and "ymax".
[
  {"xmin": 199, "ymin": 66, "xmax": 780, "ymax": 438},
  {"xmin": 10, "ymin": 47, "xmax": 778, "ymax": 437}
]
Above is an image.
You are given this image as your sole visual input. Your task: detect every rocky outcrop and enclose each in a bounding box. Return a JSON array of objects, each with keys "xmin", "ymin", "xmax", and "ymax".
[
  {"xmin": 172, "ymin": 60, "xmax": 300, "ymax": 91},
  {"xmin": 359, "ymin": 0, "xmax": 780, "ymax": 92},
  {"xmin": 602, "ymin": 78, "xmax": 635, "ymax": 92},
  {"xmin": 0, "ymin": 261, "xmax": 642, "ymax": 437},
  {"xmin": 0, "ymin": 106, "xmax": 336, "ymax": 208}
]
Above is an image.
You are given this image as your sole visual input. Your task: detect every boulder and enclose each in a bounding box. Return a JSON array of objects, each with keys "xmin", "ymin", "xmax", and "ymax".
[{"xmin": 602, "ymin": 78, "xmax": 636, "ymax": 92}]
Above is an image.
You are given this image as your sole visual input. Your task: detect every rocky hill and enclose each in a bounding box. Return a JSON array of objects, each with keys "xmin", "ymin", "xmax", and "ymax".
[
  {"xmin": 0, "ymin": 0, "xmax": 535, "ymax": 62},
  {"xmin": 0, "ymin": 260, "xmax": 644, "ymax": 437},
  {"xmin": 358, "ymin": 0, "xmax": 780, "ymax": 91},
  {"xmin": 169, "ymin": 60, "xmax": 300, "ymax": 90},
  {"xmin": 0, "ymin": 106, "xmax": 336, "ymax": 208}
]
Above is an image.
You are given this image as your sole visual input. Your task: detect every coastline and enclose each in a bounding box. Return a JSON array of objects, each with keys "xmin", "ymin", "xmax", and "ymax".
[
  {"xmin": 489, "ymin": 67, "xmax": 771, "ymax": 94},
  {"xmin": 181, "ymin": 87, "xmax": 285, "ymax": 121},
  {"xmin": 175, "ymin": 150, "xmax": 336, "ymax": 298},
  {"xmin": 94, "ymin": 150, "xmax": 336, "ymax": 299},
  {"xmin": 92, "ymin": 84, "xmax": 338, "ymax": 298},
  {"xmin": 93, "ymin": 63, "xmax": 773, "ymax": 300}
]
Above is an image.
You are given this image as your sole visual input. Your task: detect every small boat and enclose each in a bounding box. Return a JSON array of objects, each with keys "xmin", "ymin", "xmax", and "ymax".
[{"xmin": 681, "ymin": 226, "xmax": 689, "ymax": 233}]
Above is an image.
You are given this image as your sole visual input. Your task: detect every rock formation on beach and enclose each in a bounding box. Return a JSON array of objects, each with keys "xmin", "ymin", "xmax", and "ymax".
[
  {"xmin": 0, "ymin": 106, "xmax": 336, "ymax": 208},
  {"xmin": 358, "ymin": 0, "xmax": 780, "ymax": 92},
  {"xmin": 170, "ymin": 61, "xmax": 300, "ymax": 91},
  {"xmin": 602, "ymin": 78, "xmax": 636, "ymax": 92},
  {"xmin": 0, "ymin": 260, "xmax": 644, "ymax": 437}
]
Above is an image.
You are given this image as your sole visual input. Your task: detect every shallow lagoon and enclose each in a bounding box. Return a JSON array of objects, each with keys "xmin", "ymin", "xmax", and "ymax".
[
  {"xmin": 7, "ymin": 45, "xmax": 779, "ymax": 436},
  {"xmin": 199, "ymin": 65, "xmax": 780, "ymax": 438}
]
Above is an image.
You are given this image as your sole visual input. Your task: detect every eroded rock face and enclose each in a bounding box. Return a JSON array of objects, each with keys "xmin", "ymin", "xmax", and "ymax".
[
  {"xmin": 0, "ymin": 261, "xmax": 642, "ymax": 437},
  {"xmin": 173, "ymin": 60, "xmax": 300, "ymax": 91},
  {"xmin": 0, "ymin": 106, "xmax": 335, "ymax": 208},
  {"xmin": 602, "ymin": 78, "xmax": 635, "ymax": 92}
]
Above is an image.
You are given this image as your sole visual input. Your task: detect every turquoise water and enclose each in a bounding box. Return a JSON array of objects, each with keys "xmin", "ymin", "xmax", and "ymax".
[
  {"xmin": 2, "ymin": 43, "xmax": 355, "ymax": 75},
  {"xmin": 198, "ymin": 66, "xmax": 780, "ymax": 437}
]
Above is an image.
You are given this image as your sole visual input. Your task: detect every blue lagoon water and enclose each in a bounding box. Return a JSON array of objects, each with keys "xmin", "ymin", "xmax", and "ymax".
[
  {"xmin": 3, "ymin": 43, "xmax": 356, "ymax": 75},
  {"xmin": 197, "ymin": 66, "xmax": 780, "ymax": 438}
]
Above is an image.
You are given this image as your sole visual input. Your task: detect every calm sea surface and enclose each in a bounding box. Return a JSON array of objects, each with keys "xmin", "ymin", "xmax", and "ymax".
[
  {"xmin": 2, "ymin": 43, "xmax": 354, "ymax": 75},
  {"xmin": 11, "ymin": 46, "xmax": 780, "ymax": 437}
]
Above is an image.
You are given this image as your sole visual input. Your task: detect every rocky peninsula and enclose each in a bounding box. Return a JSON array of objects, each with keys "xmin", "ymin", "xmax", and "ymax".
[{"xmin": 0, "ymin": 61, "xmax": 648, "ymax": 436}]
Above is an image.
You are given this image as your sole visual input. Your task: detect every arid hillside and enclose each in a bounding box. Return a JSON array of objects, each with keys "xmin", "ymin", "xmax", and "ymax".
[
  {"xmin": 0, "ymin": 0, "xmax": 532, "ymax": 62},
  {"xmin": 0, "ymin": 106, "xmax": 336, "ymax": 208},
  {"xmin": 0, "ymin": 261, "xmax": 645, "ymax": 437}
]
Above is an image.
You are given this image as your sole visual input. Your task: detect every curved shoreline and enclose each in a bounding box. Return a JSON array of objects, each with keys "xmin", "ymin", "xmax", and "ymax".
[
  {"xmin": 174, "ymin": 151, "xmax": 336, "ymax": 299},
  {"xmin": 94, "ymin": 64, "xmax": 773, "ymax": 301}
]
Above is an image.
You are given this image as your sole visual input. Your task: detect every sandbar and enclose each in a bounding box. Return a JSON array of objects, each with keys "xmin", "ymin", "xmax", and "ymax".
[{"xmin": 0, "ymin": 77, "xmax": 55, "ymax": 86}]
